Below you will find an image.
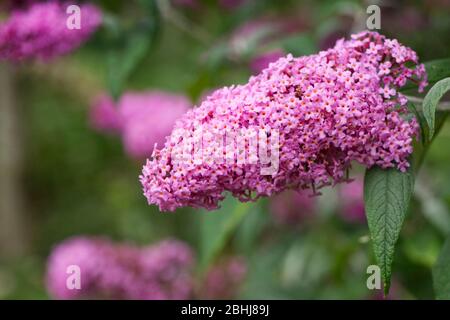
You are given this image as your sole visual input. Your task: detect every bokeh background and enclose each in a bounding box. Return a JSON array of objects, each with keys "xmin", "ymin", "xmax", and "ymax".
[{"xmin": 0, "ymin": 0, "xmax": 450, "ymax": 299}]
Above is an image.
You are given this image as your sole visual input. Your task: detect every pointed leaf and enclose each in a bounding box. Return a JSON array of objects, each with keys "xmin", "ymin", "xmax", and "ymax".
[{"xmin": 364, "ymin": 166, "xmax": 414, "ymax": 294}]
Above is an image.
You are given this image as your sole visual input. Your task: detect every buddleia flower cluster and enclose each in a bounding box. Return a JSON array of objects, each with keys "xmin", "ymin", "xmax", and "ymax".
[
  {"xmin": 46, "ymin": 237, "xmax": 194, "ymax": 299},
  {"xmin": 90, "ymin": 91, "xmax": 191, "ymax": 159},
  {"xmin": 0, "ymin": 1, "xmax": 102, "ymax": 61},
  {"xmin": 140, "ymin": 31, "xmax": 427, "ymax": 212}
]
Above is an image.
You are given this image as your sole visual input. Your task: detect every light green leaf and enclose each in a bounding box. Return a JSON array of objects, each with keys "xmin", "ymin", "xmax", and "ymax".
[
  {"xmin": 423, "ymin": 77, "xmax": 450, "ymax": 140},
  {"xmin": 403, "ymin": 232, "xmax": 440, "ymax": 268},
  {"xmin": 364, "ymin": 166, "xmax": 414, "ymax": 295},
  {"xmin": 280, "ymin": 33, "xmax": 317, "ymax": 56},
  {"xmin": 199, "ymin": 196, "xmax": 255, "ymax": 269},
  {"xmin": 433, "ymin": 236, "xmax": 450, "ymax": 299}
]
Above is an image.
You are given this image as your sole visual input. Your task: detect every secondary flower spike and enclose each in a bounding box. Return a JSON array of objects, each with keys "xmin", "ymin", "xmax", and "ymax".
[
  {"xmin": 0, "ymin": 1, "xmax": 102, "ymax": 61},
  {"xmin": 140, "ymin": 31, "xmax": 427, "ymax": 212},
  {"xmin": 46, "ymin": 237, "xmax": 194, "ymax": 300},
  {"xmin": 90, "ymin": 91, "xmax": 192, "ymax": 159}
]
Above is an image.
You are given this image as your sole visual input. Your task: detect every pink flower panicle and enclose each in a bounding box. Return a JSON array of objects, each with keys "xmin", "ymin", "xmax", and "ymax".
[
  {"xmin": 89, "ymin": 94, "xmax": 122, "ymax": 134},
  {"xmin": 140, "ymin": 31, "xmax": 427, "ymax": 212},
  {"xmin": 0, "ymin": 1, "xmax": 102, "ymax": 61},
  {"xmin": 90, "ymin": 91, "xmax": 191, "ymax": 159},
  {"xmin": 119, "ymin": 92, "xmax": 191, "ymax": 159},
  {"xmin": 46, "ymin": 237, "xmax": 194, "ymax": 300}
]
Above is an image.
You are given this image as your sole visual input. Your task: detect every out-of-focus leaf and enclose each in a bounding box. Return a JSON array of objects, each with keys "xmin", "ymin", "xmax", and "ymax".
[
  {"xmin": 433, "ymin": 236, "xmax": 450, "ymax": 299},
  {"xmin": 107, "ymin": 26, "xmax": 157, "ymax": 99},
  {"xmin": 204, "ymin": 43, "xmax": 230, "ymax": 70},
  {"xmin": 364, "ymin": 166, "xmax": 414, "ymax": 295},
  {"xmin": 403, "ymin": 232, "xmax": 440, "ymax": 268},
  {"xmin": 280, "ymin": 34, "xmax": 317, "ymax": 56},
  {"xmin": 415, "ymin": 179, "xmax": 450, "ymax": 235},
  {"xmin": 280, "ymin": 237, "xmax": 332, "ymax": 288},
  {"xmin": 239, "ymin": 236, "xmax": 294, "ymax": 299},
  {"xmin": 423, "ymin": 78, "xmax": 450, "ymax": 140},
  {"xmin": 199, "ymin": 196, "xmax": 255, "ymax": 269},
  {"xmin": 187, "ymin": 70, "xmax": 212, "ymax": 102},
  {"xmin": 234, "ymin": 199, "xmax": 268, "ymax": 254},
  {"xmin": 106, "ymin": 2, "xmax": 159, "ymax": 99}
]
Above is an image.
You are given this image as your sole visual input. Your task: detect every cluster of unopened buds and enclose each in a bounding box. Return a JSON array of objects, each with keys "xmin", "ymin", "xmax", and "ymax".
[{"xmin": 140, "ymin": 31, "xmax": 427, "ymax": 212}]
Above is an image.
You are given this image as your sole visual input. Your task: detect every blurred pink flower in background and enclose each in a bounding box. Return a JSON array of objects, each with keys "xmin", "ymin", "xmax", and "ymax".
[
  {"xmin": 201, "ymin": 257, "xmax": 247, "ymax": 299},
  {"xmin": 90, "ymin": 91, "xmax": 192, "ymax": 159},
  {"xmin": 46, "ymin": 237, "xmax": 194, "ymax": 300},
  {"xmin": 270, "ymin": 191, "xmax": 316, "ymax": 226},
  {"xmin": 337, "ymin": 177, "xmax": 366, "ymax": 223},
  {"xmin": 0, "ymin": 1, "xmax": 102, "ymax": 61},
  {"xmin": 250, "ymin": 49, "xmax": 285, "ymax": 74},
  {"xmin": 89, "ymin": 94, "xmax": 122, "ymax": 134}
]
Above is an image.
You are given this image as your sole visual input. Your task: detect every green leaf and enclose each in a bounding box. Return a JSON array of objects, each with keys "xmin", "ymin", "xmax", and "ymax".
[
  {"xmin": 433, "ymin": 235, "xmax": 450, "ymax": 299},
  {"xmin": 423, "ymin": 77, "xmax": 450, "ymax": 140},
  {"xmin": 279, "ymin": 33, "xmax": 317, "ymax": 56},
  {"xmin": 106, "ymin": 2, "xmax": 159, "ymax": 99},
  {"xmin": 364, "ymin": 166, "xmax": 414, "ymax": 295},
  {"xmin": 107, "ymin": 27, "xmax": 156, "ymax": 99},
  {"xmin": 234, "ymin": 198, "xmax": 269, "ymax": 254},
  {"xmin": 199, "ymin": 196, "xmax": 255, "ymax": 269},
  {"xmin": 403, "ymin": 232, "xmax": 440, "ymax": 268}
]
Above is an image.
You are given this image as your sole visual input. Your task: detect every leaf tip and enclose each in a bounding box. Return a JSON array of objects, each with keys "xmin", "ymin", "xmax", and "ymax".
[{"xmin": 383, "ymin": 281, "xmax": 391, "ymax": 297}]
